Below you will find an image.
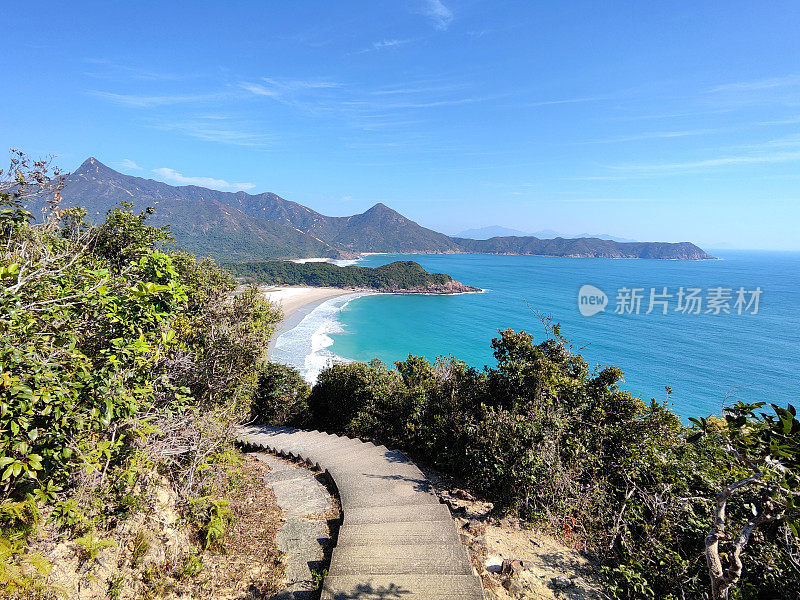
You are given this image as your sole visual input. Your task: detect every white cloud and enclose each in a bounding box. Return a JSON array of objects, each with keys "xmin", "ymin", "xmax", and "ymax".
[
  {"xmin": 373, "ymin": 39, "xmax": 410, "ymax": 50},
  {"xmin": 239, "ymin": 82, "xmax": 279, "ymax": 98},
  {"xmin": 152, "ymin": 167, "xmax": 255, "ymax": 192},
  {"xmin": 239, "ymin": 77, "xmax": 341, "ymax": 107},
  {"xmin": 90, "ymin": 91, "xmax": 222, "ymax": 108},
  {"xmin": 709, "ymin": 75, "xmax": 800, "ymax": 93},
  {"xmin": 154, "ymin": 118, "xmax": 273, "ymax": 147},
  {"xmin": 421, "ymin": 0, "xmax": 453, "ymax": 30},
  {"xmin": 116, "ymin": 158, "xmax": 143, "ymax": 171},
  {"xmin": 587, "ymin": 128, "xmax": 724, "ymax": 144},
  {"xmin": 609, "ymin": 149, "xmax": 800, "ymax": 175}
]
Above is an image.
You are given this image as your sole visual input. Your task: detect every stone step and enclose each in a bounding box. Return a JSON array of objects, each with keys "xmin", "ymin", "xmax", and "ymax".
[
  {"xmin": 281, "ymin": 435, "xmax": 352, "ymax": 461},
  {"xmin": 343, "ymin": 503, "xmax": 453, "ymax": 525},
  {"xmin": 329, "ymin": 543, "xmax": 474, "ymax": 575},
  {"xmin": 305, "ymin": 445, "xmax": 391, "ymax": 471},
  {"xmin": 314, "ymin": 440, "xmax": 385, "ymax": 463},
  {"xmin": 336, "ymin": 478, "xmax": 437, "ymax": 509},
  {"xmin": 236, "ymin": 426, "xmax": 484, "ymax": 598},
  {"xmin": 321, "ymin": 574, "xmax": 485, "ymax": 600},
  {"xmin": 325, "ymin": 451, "xmax": 424, "ymax": 472},
  {"xmin": 246, "ymin": 430, "xmax": 316, "ymax": 451},
  {"xmin": 271, "ymin": 431, "xmax": 332, "ymax": 455},
  {"xmin": 337, "ymin": 520, "xmax": 460, "ymax": 547},
  {"xmin": 297, "ymin": 437, "xmax": 365, "ymax": 466},
  {"xmin": 329, "ymin": 459, "xmax": 427, "ymax": 480}
]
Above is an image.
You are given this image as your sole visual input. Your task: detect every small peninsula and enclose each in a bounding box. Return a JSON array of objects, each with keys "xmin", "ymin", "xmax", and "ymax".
[{"xmin": 226, "ymin": 259, "xmax": 481, "ymax": 294}]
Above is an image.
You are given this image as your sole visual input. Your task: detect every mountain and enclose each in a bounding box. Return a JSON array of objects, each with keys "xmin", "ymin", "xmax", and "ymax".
[
  {"xmin": 457, "ymin": 225, "xmax": 637, "ymax": 243},
  {"xmin": 456, "ymin": 226, "xmax": 532, "ymax": 239},
  {"xmin": 452, "ymin": 236, "xmax": 713, "ymax": 259},
  {"xmin": 47, "ymin": 158, "xmax": 455, "ymax": 258},
  {"xmin": 226, "ymin": 260, "xmax": 480, "ymax": 293},
  {"xmin": 319, "ymin": 203, "xmax": 458, "ymax": 253},
  {"xmin": 573, "ymin": 233, "xmax": 638, "ymax": 243},
  {"xmin": 35, "ymin": 158, "xmax": 714, "ymax": 260},
  {"xmin": 41, "ymin": 158, "xmax": 342, "ymax": 260},
  {"xmin": 226, "ymin": 193, "xmax": 456, "ymax": 252}
]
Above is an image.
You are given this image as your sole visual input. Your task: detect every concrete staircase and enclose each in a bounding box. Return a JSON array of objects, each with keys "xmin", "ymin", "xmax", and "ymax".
[{"xmin": 237, "ymin": 426, "xmax": 485, "ymax": 600}]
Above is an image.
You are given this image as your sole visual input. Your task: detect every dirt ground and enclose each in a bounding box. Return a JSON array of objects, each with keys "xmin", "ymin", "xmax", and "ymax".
[
  {"xmin": 420, "ymin": 465, "xmax": 605, "ymax": 600},
  {"xmin": 25, "ymin": 453, "xmax": 285, "ymax": 600}
]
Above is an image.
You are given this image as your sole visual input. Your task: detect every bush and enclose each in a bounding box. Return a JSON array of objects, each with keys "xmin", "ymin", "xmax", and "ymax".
[
  {"xmin": 0, "ymin": 153, "xmax": 280, "ymax": 560},
  {"xmin": 250, "ymin": 362, "xmax": 310, "ymax": 426},
  {"xmin": 301, "ymin": 327, "xmax": 800, "ymax": 600}
]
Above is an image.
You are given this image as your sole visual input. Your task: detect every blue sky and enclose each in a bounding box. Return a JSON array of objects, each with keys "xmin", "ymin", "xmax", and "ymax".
[{"xmin": 4, "ymin": 1, "xmax": 800, "ymax": 249}]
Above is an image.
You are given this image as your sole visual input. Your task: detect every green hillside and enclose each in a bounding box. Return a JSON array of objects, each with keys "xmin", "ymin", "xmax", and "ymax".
[
  {"xmin": 41, "ymin": 158, "xmax": 715, "ymax": 261},
  {"xmin": 226, "ymin": 259, "xmax": 476, "ymax": 292}
]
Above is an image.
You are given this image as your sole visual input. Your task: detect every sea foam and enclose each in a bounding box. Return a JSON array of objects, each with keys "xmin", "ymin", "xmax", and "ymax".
[{"xmin": 272, "ymin": 293, "xmax": 371, "ymax": 384}]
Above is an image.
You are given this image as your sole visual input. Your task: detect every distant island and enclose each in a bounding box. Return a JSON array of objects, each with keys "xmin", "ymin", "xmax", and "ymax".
[
  {"xmin": 227, "ymin": 260, "xmax": 481, "ymax": 294},
  {"xmin": 455, "ymin": 225, "xmax": 638, "ymax": 243},
  {"xmin": 34, "ymin": 157, "xmax": 716, "ymax": 261}
]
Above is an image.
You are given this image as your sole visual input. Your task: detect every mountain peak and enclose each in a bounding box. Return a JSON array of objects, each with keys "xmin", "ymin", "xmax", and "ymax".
[
  {"xmin": 74, "ymin": 156, "xmax": 116, "ymax": 177},
  {"xmin": 79, "ymin": 156, "xmax": 102, "ymax": 168}
]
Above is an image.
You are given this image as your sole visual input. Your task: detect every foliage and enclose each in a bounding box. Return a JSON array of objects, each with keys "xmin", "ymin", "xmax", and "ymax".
[
  {"xmin": 0, "ymin": 152, "xmax": 281, "ymax": 591},
  {"xmin": 690, "ymin": 402, "xmax": 800, "ymax": 599},
  {"xmin": 226, "ymin": 259, "xmax": 459, "ymax": 290},
  {"xmin": 303, "ymin": 327, "xmax": 800, "ymax": 600},
  {"xmin": 0, "ymin": 536, "xmax": 53, "ymax": 597},
  {"xmin": 250, "ymin": 362, "xmax": 311, "ymax": 426},
  {"xmin": 189, "ymin": 496, "xmax": 232, "ymax": 550},
  {"xmin": 73, "ymin": 530, "xmax": 117, "ymax": 563}
]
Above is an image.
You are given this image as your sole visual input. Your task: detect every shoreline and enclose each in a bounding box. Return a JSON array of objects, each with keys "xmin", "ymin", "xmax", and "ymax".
[
  {"xmin": 257, "ymin": 286, "xmax": 357, "ymax": 356},
  {"xmin": 260, "ymin": 283, "xmax": 485, "ymax": 361}
]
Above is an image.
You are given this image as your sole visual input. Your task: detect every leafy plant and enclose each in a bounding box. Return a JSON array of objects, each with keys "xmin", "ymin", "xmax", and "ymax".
[
  {"xmin": 190, "ymin": 496, "xmax": 232, "ymax": 550},
  {"xmin": 74, "ymin": 530, "xmax": 117, "ymax": 563},
  {"xmin": 107, "ymin": 573, "xmax": 123, "ymax": 600},
  {"xmin": 690, "ymin": 402, "xmax": 800, "ymax": 599},
  {"xmin": 311, "ymin": 566, "xmax": 328, "ymax": 591},
  {"xmin": 131, "ymin": 530, "xmax": 151, "ymax": 567},
  {"xmin": 179, "ymin": 552, "xmax": 204, "ymax": 579},
  {"xmin": 0, "ymin": 536, "xmax": 53, "ymax": 596},
  {"xmin": 48, "ymin": 500, "xmax": 85, "ymax": 532}
]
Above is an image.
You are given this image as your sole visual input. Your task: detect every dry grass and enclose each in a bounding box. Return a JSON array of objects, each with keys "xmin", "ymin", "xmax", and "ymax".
[{"xmin": 182, "ymin": 454, "xmax": 285, "ymax": 599}]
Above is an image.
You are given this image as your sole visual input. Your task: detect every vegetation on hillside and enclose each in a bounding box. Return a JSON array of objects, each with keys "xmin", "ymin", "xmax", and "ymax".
[
  {"xmin": 2, "ymin": 152, "xmax": 790, "ymax": 599},
  {"xmin": 452, "ymin": 235, "xmax": 715, "ymax": 259},
  {"xmin": 227, "ymin": 259, "xmax": 475, "ymax": 292},
  {"xmin": 257, "ymin": 327, "xmax": 799, "ymax": 600},
  {"xmin": 51, "ymin": 158, "xmax": 714, "ymax": 260},
  {"xmin": 0, "ymin": 152, "xmax": 284, "ymax": 597}
]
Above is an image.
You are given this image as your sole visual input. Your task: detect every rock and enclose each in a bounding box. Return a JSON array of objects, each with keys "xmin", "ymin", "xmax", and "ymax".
[
  {"xmin": 500, "ymin": 558, "xmax": 527, "ymax": 576},
  {"xmin": 467, "ymin": 518, "xmax": 486, "ymax": 535},
  {"xmin": 500, "ymin": 516, "xmax": 521, "ymax": 529},
  {"xmin": 453, "ymin": 488, "xmax": 476, "ymax": 502},
  {"xmin": 485, "ymin": 554, "xmax": 503, "ymax": 573},
  {"xmin": 472, "ymin": 534, "xmax": 488, "ymax": 550},
  {"xmin": 502, "ymin": 576, "xmax": 527, "ymax": 598},
  {"xmin": 551, "ymin": 576, "xmax": 574, "ymax": 589}
]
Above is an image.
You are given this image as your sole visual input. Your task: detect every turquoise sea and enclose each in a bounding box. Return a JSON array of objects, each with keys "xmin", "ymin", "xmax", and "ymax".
[{"xmin": 277, "ymin": 251, "xmax": 800, "ymax": 420}]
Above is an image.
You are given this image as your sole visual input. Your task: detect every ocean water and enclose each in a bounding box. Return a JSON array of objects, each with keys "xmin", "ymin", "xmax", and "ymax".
[{"xmin": 277, "ymin": 251, "xmax": 800, "ymax": 420}]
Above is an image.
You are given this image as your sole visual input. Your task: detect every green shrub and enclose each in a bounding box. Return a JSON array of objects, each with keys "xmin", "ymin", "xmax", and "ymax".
[
  {"xmin": 303, "ymin": 327, "xmax": 800, "ymax": 600},
  {"xmin": 308, "ymin": 359, "xmax": 402, "ymax": 437},
  {"xmin": 0, "ymin": 154, "xmax": 281, "ymax": 589},
  {"xmin": 250, "ymin": 362, "xmax": 310, "ymax": 426}
]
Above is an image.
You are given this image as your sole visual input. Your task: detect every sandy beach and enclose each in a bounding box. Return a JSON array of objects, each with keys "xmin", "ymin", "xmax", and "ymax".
[{"xmin": 258, "ymin": 286, "xmax": 356, "ymax": 355}]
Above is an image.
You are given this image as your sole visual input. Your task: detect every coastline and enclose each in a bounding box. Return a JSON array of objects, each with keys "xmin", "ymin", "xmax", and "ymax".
[{"xmin": 258, "ymin": 286, "xmax": 357, "ymax": 356}]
